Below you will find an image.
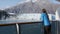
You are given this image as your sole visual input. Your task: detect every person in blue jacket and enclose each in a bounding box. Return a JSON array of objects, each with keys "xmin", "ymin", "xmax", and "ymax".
[{"xmin": 41, "ymin": 9, "xmax": 51, "ymax": 34}]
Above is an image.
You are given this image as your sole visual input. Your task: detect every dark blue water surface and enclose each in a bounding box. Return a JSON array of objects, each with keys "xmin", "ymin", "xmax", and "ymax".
[{"xmin": 0, "ymin": 21, "xmax": 59, "ymax": 34}]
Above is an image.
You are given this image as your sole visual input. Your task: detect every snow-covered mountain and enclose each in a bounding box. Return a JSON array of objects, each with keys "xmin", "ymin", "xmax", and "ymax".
[
  {"xmin": 4, "ymin": 0, "xmax": 60, "ymax": 14},
  {"xmin": 2, "ymin": 0, "xmax": 59, "ymax": 20}
]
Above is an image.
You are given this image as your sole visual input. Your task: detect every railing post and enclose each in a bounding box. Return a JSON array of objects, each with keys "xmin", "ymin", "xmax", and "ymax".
[
  {"xmin": 57, "ymin": 21, "xmax": 59, "ymax": 34},
  {"xmin": 16, "ymin": 23, "xmax": 20, "ymax": 34}
]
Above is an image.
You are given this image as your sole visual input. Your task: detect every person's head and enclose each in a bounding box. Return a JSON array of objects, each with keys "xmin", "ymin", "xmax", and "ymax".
[
  {"xmin": 42, "ymin": 9, "xmax": 49, "ymax": 19},
  {"xmin": 42, "ymin": 9, "xmax": 47, "ymax": 13}
]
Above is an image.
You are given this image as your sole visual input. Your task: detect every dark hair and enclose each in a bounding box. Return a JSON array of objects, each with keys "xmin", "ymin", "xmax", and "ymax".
[{"xmin": 42, "ymin": 9, "xmax": 47, "ymax": 13}]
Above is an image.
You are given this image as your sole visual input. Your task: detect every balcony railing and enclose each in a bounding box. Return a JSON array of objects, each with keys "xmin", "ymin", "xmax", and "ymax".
[{"xmin": 0, "ymin": 20, "xmax": 59, "ymax": 34}]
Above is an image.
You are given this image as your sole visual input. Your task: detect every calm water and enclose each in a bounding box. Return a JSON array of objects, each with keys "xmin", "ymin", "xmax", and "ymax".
[{"xmin": 0, "ymin": 21, "xmax": 59, "ymax": 34}]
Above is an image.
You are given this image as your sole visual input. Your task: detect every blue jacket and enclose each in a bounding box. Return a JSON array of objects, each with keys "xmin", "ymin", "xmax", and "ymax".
[{"xmin": 41, "ymin": 13, "xmax": 51, "ymax": 26}]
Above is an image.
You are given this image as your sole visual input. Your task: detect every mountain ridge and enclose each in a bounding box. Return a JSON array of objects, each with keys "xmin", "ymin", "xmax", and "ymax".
[{"xmin": 4, "ymin": 0, "xmax": 60, "ymax": 14}]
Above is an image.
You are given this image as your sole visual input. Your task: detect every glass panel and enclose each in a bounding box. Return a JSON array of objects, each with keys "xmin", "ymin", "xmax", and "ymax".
[
  {"xmin": 0, "ymin": 25, "xmax": 17, "ymax": 34},
  {"xmin": 19, "ymin": 23, "xmax": 44, "ymax": 34}
]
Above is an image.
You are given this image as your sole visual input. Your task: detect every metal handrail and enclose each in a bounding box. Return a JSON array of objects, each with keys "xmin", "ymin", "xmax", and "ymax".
[{"xmin": 0, "ymin": 20, "xmax": 59, "ymax": 34}]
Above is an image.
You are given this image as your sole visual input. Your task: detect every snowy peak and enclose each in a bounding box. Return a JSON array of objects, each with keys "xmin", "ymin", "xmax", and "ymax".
[{"xmin": 18, "ymin": 0, "xmax": 37, "ymax": 4}]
